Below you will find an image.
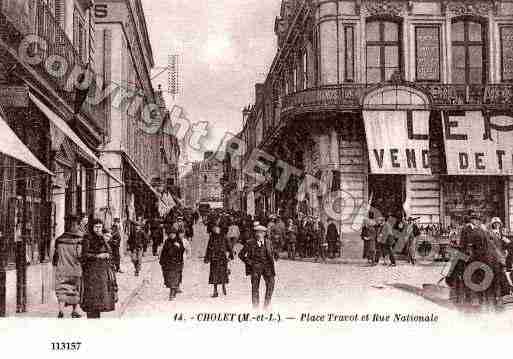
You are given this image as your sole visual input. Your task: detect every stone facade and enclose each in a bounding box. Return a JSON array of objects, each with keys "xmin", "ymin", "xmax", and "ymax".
[{"xmin": 238, "ymin": 0, "xmax": 513, "ymax": 236}]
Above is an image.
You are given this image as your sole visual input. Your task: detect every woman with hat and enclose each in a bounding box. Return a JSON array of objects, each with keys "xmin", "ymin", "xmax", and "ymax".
[
  {"xmin": 204, "ymin": 219, "xmax": 234, "ymax": 297},
  {"xmin": 160, "ymin": 227, "xmax": 185, "ymax": 301},
  {"xmin": 80, "ymin": 218, "xmax": 118, "ymax": 318}
]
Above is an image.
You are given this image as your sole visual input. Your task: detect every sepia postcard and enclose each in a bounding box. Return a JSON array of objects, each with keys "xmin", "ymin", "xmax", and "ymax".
[{"xmin": 0, "ymin": 0, "xmax": 512, "ymax": 356}]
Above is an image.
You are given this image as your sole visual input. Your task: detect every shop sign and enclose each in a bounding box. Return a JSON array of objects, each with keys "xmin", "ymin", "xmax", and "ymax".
[
  {"xmin": 363, "ymin": 110, "xmax": 432, "ymax": 175},
  {"xmin": 443, "ymin": 111, "xmax": 513, "ymax": 175}
]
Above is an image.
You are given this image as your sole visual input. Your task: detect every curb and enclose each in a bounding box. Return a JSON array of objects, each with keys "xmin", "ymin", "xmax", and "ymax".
[{"xmin": 117, "ymin": 258, "xmax": 156, "ymax": 317}]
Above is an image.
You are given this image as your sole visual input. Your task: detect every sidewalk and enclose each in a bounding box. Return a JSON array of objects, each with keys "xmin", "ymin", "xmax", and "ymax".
[{"xmin": 15, "ymin": 255, "xmax": 157, "ymax": 319}]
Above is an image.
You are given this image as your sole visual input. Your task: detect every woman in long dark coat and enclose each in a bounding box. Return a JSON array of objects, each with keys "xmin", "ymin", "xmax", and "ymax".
[
  {"xmin": 80, "ymin": 219, "xmax": 117, "ymax": 318},
  {"xmin": 160, "ymin": 228, "xmax": 185, "ymax": 301},
  {"xmin": 204, "ymin": 222, "xmax": 233, "ymax": 297}
]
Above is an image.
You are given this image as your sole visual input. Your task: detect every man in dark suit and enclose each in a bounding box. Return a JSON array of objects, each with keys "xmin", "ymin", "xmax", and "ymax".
[{"xmin": 239, "ymin": 225, "xmax": 276, "ymax": 309}]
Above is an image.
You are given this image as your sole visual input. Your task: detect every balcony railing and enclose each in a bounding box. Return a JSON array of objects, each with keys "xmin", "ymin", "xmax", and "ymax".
[
  {"xmin": 280, "ymin": 83, "xmax": 513, "ymax": 117},
  {"xmin": 0, "ymin": 0, "xmax": 104, "ymax": 132},
  {"xmin": 281, "ymin": 84, "xmax": 367, "ymax": 113}
]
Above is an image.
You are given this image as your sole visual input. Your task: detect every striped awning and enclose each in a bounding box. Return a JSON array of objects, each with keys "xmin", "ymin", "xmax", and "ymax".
[
  {"xmin": 29, "ymin": 93, "xmax": 122, "ymax": 184},
  {"xmin": 0, "ymin": 110, "xmax": 53, "ymax": 175}
]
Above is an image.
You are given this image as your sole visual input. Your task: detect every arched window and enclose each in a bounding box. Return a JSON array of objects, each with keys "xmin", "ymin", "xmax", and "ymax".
[
  {"xmin": 366, "ymin": 20, "xmax": 401, "ymax": 83},
  {"xmin": 451, "ymin": 19, "xmax": 486, "ymax": 84}
]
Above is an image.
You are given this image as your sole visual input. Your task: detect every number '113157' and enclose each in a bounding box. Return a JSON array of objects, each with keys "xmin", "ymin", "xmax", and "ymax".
[{"xmin": 51, "ymin": 342, "xmax": 82, "ymax": 351}]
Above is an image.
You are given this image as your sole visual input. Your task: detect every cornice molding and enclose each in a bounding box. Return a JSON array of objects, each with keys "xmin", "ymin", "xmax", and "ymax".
[
  {"xmin": 361, "ymin": 0, "xmax": 409, "ymax": 17},
  {"xmin": 442, "ymin": 0, "xmax": 496, "ymax": 17}
]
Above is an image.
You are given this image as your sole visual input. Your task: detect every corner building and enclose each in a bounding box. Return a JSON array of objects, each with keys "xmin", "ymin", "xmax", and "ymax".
[{"xmin": 242, "ymin": 0, "xmax": 513, "ymax": 234}]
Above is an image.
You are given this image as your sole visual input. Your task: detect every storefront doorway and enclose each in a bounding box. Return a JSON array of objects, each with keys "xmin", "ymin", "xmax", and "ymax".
[
  {"xmin": 443, "ymin": 176, "xmax": 506, "ymax": 228},
  {"xmin": 368, "ymin": 174, "xmax": 405, "ymax": 218}
]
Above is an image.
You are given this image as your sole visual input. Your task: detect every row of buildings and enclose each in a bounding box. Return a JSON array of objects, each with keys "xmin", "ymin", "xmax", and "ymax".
[
  {"xmin": 222, "ymin": 0, "xmax": 513, "ymax": 236},
  {"xmin": 0, "ymin": 0, "xmax": 179, "ymax": 316}
]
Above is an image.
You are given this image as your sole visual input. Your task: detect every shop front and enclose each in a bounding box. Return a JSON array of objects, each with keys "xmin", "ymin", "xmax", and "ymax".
[
  {"xmin": 0, "ymin": 90, "xmax": 54, "ymax": 316},
  {"xmin": 0, "ymin": 88, "xmax": 121, "ymax": 316},
  {"xmin": 439, "ymin": 110, "xmax": 513, "ymax": 229},
  {"xmin": 122, "ymin": 156, "xmax": 160, "ymax": 222},
  {"xmin": 360, "ymin": 85, "xmax": 513, "ymax": 233}
]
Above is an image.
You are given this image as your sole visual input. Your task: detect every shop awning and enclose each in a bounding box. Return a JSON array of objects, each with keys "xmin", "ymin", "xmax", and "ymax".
[
  {"xmin": 0, "ymin": 111, "xmax": 53, "ymax": 175},
  {"xmin": 29, "ymin": 94, "xmax": 122, "ymax": 185},
  {"xmin": 123, "ymin": 154, "xmax": 160, "ymax": 198}
]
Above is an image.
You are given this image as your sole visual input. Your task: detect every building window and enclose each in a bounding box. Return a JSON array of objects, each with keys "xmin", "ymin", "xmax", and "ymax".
[
  {"xmin": 451, "ymin": 19, "xmax": 486, "ymax": 84},
  {"xmin": 344, "ymin": 26, "xmax": 355, "ymax": 82},
  {"xmin": 415, "ymin": 26, "xmax": 441, "ymax": 82},
  {"xmin": 366, "ymin": 20, "xmax": 401, "ymax": 83},
  {"xmin": 500, "ymin": 25, "xmax": 513, "ymax": 82}
]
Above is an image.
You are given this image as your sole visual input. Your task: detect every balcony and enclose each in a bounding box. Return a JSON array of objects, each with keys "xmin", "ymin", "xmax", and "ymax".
[
  {"xmin": 0, "ymin": 0, "xmax": 104, "ymax": 133},
  {"xmin": 280, "ymin": 83, "xmax": 513, "ymax": 118},
  {"xmin": 281, "ymin": 84, "xmax": 366, "ymax": 116}
]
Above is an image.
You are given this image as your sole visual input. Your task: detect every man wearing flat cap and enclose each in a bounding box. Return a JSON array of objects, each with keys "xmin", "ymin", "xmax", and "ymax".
[{"xmin": 239, "ymin": 224, "xmax": 277, "ymax": 309}]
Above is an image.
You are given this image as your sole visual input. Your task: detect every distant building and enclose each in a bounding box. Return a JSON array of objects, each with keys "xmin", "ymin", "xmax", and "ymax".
[
  {"xmin": 221, "ymin": 132, "xmax": 244, "ymax": 212},
  {"xmin": 154, "ymin": 85, "xmax": 181, "ymax": 200},
  {"xmin": 180, "ymin": 151, "xmax": 223, "ymax": 208}
]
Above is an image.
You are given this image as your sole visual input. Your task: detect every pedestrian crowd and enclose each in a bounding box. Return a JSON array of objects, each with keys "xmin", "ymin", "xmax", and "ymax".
[
  {"xmin": 52, "ymin": 205, "xmax": 513, "ymax": 316},
  {"xmin": 52, "ymin": 209, "xmax": 195, "ymax": 318},
  {"xmin": 199, "ymin": 210, "xmax": 342, "ymax": 262},
  {"xmin": 360, "ymin": 213, "xmax": 421, "ymax": 267}
]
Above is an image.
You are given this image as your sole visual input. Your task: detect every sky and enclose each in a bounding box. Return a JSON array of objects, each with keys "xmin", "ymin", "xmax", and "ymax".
[{"xmin": 141, "ymin": 0, "xmax": 282, "ymax": 163}]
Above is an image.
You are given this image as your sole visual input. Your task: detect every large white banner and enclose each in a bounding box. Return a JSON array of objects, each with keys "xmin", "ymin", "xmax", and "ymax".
[
  {"xmin": 443, "ymin": 111, "xmax": 513, "ymax": 175},
  {"xmin": 363, "ymin": 110, "xmax": 432, "ymax": 175}
]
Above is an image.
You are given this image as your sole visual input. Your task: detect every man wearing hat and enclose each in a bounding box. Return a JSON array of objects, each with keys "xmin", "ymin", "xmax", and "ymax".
[
  {"xmin": 239, "ymin": 224, "xmax": 277, "ymax": 309},
  {"xmin": 448, "ymin": 210, "xmax": 491, "ymax": 306}
]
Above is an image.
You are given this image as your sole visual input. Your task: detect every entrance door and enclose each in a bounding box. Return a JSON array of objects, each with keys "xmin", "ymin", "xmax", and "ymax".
[{"xmin": 368, "ymin": 175, "xmax": 405, "ymax": 218}]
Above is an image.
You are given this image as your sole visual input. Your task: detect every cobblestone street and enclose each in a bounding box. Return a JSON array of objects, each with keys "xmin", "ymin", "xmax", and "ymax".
[{"xmin": 122, "ymin": 223, "xmax": 458, "ymax": 319}]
